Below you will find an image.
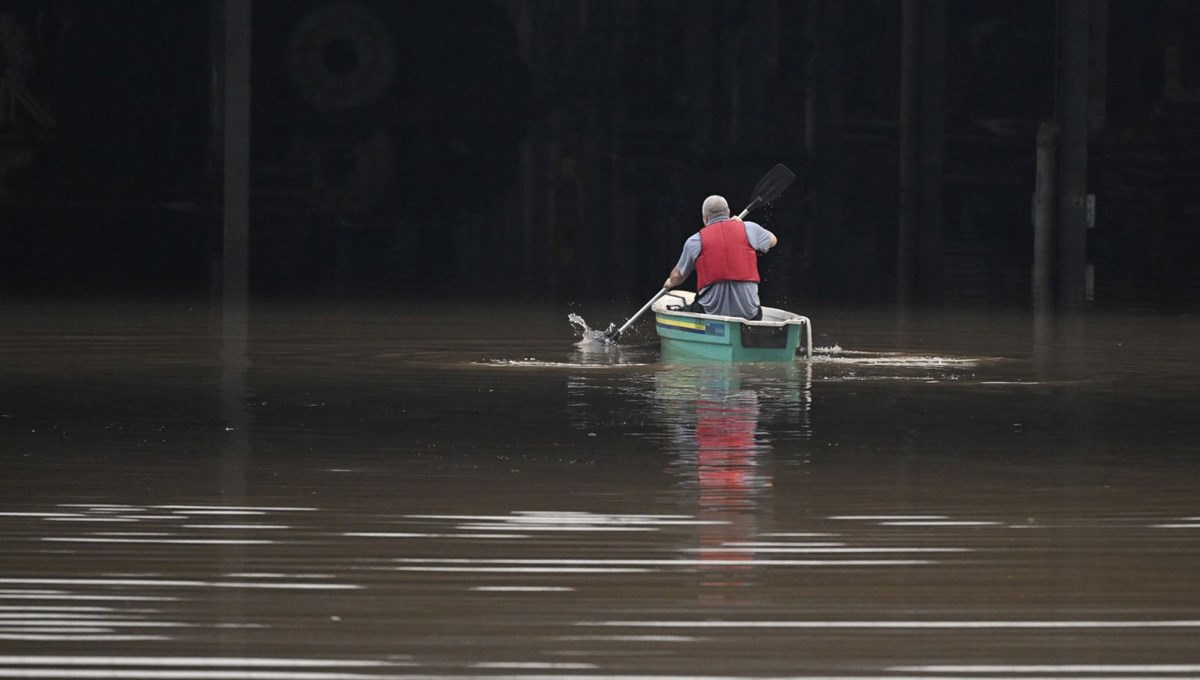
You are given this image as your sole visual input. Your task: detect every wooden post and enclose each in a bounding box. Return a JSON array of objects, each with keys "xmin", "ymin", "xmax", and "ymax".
[
  {"xmin": 1088, "ymin": 0, "xmax": 1108, "ymax": 137},
  {"xmin": 208, "ymin": 1, "xmax": 223, "ymax": 182},
  {"xmin": 896, "ymin": 0, "xmax": 944, "ymax": 307},
  {"xmin": 1033, "ymin": 122, "xmax": 1057, "ymax": 313},
  {"xmin": 216, "ymin": 0, "xmax": 252, "ymax": 505},
  {"xmin": 221, "ymin": 0, "xmax": 251, "ymax": 308},
  {"xmin": 1056, "ymin": 0, "xmax": 1089, "ymax": 309},
  {"xmin": 917, "ymin": 0, "xmax": 945, "ymax": 305},
  {"xmin": 897, "ymin": 0, "xmax": 919, "ymax": 307}
]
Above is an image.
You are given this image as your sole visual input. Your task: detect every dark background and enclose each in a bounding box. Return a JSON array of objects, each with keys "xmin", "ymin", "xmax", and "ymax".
[{"xmin": 1, "ymin": 0, "xmax": 1197, "ymax": 307}]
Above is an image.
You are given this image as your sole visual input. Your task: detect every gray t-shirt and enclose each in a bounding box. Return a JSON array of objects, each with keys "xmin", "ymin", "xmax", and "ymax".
[{"xmin": 674, "ymin": 220, "xmax": 774, "ymax": 319}]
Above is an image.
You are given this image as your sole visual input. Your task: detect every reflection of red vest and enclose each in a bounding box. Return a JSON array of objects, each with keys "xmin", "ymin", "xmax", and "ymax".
[{"xmin": 696, "ymin": 219, "xmax": 760, "ymax": 291}]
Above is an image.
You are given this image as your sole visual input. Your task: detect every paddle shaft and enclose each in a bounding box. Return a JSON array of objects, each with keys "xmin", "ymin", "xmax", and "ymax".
[{"xmin": 613, "ymin": 288, "xmax": 669, "ymax": 338}]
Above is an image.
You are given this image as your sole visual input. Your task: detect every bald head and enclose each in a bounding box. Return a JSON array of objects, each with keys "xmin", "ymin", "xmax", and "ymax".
[{"xmin": 701, "ymin": 195, "xmax": 730, "ymax": 223}]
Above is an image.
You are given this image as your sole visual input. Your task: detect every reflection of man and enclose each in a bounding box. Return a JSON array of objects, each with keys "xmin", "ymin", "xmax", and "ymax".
[
  {"xmin": 694, "ymin": 388, "xmax": 761, "ymax": 590},
  {"xmin": 663, "ymin": 195, "xmax": 777, "ymax": 320},
  {"xmin": 695, "ymin": 392, "xmax": 760, "ymax": 508}
]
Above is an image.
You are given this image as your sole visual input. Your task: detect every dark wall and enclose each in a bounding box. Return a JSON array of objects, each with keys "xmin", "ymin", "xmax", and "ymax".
[{"xmin": 1, "ymin": 0, "xmax": 1197, "ymax": 306}]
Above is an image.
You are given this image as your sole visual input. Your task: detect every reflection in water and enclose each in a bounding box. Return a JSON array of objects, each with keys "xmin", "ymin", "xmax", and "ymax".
[
  {"xmin": 563, "ymin": 360, "xmax": 813, "ymax": 591},
  {"xmin": 656, "ymin": 365, "xmax": 768, "ymax": 507},
  {"xmin": 220, "ymin": 299, "xmax": 250, "ymax": 497},
  {"xmin": 653, "ymin": 363, "xmax": 812, "ymax": 590},
  {"xmin": 694, "ymin": 388, "xmax": 761, "ymax": 511},
  {"xmin": 219, "ymin": 296, "xmax": 250, "ymax": 659}
]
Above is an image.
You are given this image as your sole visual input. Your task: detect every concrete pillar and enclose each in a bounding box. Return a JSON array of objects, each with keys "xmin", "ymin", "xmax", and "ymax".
[
  {"xmin": 896, "ymin": 0, "xmax": 944, "ymax": 307},
  {"xmin": 1033, "ymin": 122, "xmax": 1058, "ymax": 313},
  {"xmin": 1088, "ymin": 0, "xmax": 1108, "ymax": 137},
  {"xmin": 897, "ymin": 0, "xmax": 919, "ymax": 307},
  {"xmin": 1056, "ymin": 0, "xmax": 1090, "ymax": 309},
  {"xmin": 217, "ymin": 0, "xmax": 251, "ymax": 308},
  {"xmin": 216, "ymin": 0, "xmax": 251, "ymax": 500},
  {"xmin": 917, "ymin": 0, "xmax": 945, "ymax": 305}
]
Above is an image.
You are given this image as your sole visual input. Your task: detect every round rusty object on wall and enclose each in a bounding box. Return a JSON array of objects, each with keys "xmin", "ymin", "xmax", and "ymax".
[
  {"xmin": 287, "ymin": 1, "xmax": 396, "ymax": 112},
  {"xmin": 0, "ymin": 14, "xmax": 34, "ymax": 84}
]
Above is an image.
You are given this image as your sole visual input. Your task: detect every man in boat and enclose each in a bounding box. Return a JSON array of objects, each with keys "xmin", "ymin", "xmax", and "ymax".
[{"xmin": 663, "ymin": 195, "xmax": 778, "ymax": 320}]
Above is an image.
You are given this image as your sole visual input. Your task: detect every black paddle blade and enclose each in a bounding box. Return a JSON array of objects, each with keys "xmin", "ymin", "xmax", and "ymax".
[{"xmin": 745, "ymin": 163, "xmax": 796, "ymax": 213}]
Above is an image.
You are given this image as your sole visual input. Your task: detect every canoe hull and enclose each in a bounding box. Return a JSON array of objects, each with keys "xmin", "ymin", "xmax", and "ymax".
[{"xmin": 652, "ymin": 291, "xmax": 812, "ymax": 362}]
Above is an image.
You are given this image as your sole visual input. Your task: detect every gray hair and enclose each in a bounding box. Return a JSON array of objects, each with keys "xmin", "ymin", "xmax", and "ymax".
[{"xmin": 701, "ymin": 195, "xmax": 730, "ymax": 222}]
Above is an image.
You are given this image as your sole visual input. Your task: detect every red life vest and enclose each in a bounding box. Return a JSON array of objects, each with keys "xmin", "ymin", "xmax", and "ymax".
[{"xmin": 696, "ymin": 219, "xmax": 760, "ymax": 291}]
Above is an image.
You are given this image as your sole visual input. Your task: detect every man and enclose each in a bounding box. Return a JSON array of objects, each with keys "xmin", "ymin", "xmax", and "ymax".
[{"xmin": 663, "ymin": 195, "xmax": 778, "ymax": 320}]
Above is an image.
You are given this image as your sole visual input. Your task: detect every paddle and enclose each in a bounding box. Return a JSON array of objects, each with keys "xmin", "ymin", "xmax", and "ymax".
[
  {"xmin": 602, "ymin": 288, "xmax": 670, "ymax": 343},
  {"xmin": 737, "ymin": 163, "xmax": 796, "ymax": 219},
  {"xmin": 603, "ymin": 163, "xmax": 795, "ymax": 343}
]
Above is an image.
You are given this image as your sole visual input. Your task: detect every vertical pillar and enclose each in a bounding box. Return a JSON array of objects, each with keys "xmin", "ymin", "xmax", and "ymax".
[
  {"xmin": 896, "ymin": 0, "xmax": 944, "ymax": 307},
  {"xmin": 1056, "ymin": 0, "xmax": 1089, "ymax": 309},
  {"xmin": 897, "ymin": 0, "xmax": 919, "ymax": 307},
  {"xmin": 223, "ymin": 0, "xmax": 251, "ymax": 307},
  {"xmin": 218, "ymin": 0, "xmax": 251, "ymax": 492},
  {"xmin": 1033, "ymin": 122, "xmax": 1058, "ymax": 313},
  {"xmin": 1088, "ymin": 0, "xmax": 1108, "ymax": 136},
  {"xmin": 507, "ymin": 0, "xmax": 530, "ymax": 289},
  {"xmin": 208, "ymin": 1, "xmax": 224, "ymax": 180},
  {"xmin": 917, "ymin": 0, "xmax": 945, "ymax": 305},
  {"xmin": 216, "ymin": 4, "xmax": 252, "ymax": 641}
]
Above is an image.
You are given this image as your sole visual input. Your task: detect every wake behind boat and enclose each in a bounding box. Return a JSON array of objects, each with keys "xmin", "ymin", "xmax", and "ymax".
[{"xmin": 653, "ymin": 290, "xmax": 813, "ymax": 362}]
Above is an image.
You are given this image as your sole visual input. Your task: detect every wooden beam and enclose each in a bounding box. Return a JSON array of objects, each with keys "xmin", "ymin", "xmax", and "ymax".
[
  {"xmin": 1056, "ymin": 0, "xmax": 1089, "ymax": 308},
  {"xmin": 897, "ymin": 0, "xmax": 919, "ymax": 307},
  {"xmin": 219, "ymin": 0, "xmax": 251, "ymax": 306}
]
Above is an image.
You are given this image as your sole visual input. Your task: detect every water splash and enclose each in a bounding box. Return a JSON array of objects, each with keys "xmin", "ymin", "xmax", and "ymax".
[
  {"xmin": 811, "ymin": 352, "xmax": 983, "ymax": 368},
  {"xmin": 478, "ymin": 358, "xmax": 645, "ymax": 369},
  {"xmin": 568, "ymin": 313, "xmax": 615, "ymax": 346}
]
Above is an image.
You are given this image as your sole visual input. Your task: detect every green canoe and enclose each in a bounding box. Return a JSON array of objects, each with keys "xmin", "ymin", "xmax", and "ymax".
[{"xmin": 652, "ymin": 290, "xmax": 813, "ymax": 362}]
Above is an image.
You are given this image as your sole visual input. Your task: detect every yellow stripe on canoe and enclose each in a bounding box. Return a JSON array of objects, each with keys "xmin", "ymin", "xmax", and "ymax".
[{"xmin": 656, "ymin": 316, "xmax": 708, "ymax": 331}]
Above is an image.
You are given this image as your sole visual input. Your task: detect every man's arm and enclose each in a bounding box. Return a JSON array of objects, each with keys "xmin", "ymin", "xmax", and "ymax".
[
  {"xmin": 665, "ymin": 234, "xmax": 700, "ymax": 289},
  {"xmin": 741, "ymin": 218, "xmax": 777, "ymax": 251},
  {"xmin": 664, "ymin": 266, "xmax": 686, "ymax": 290}
]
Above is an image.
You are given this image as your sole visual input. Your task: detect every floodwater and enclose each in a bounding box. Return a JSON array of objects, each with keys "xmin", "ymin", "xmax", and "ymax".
[{"xmin": 1, "ymin": 300, "xmax": 1199, "ymax": 679}]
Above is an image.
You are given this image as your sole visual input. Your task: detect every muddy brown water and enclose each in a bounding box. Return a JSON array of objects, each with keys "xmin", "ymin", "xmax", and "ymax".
[{"xmin": 1, "ymin": 300, "xmax": 1198, "ymax": 679}]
